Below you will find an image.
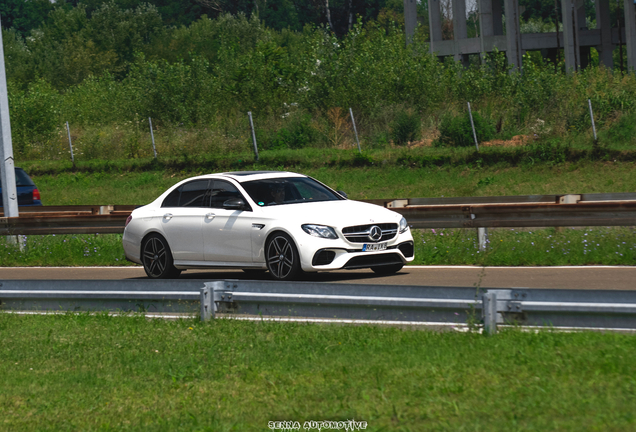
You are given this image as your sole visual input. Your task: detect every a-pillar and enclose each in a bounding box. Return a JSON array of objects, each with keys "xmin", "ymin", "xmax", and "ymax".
[
  {"xmin": 404, "ymin": 0, "xmax": 417, "ymax": 45},
  {"xmin": 428, "ymin": 0, "xmax": 443, "ymax": 55},
  {"xmin": 479, "ymin": 0, "xmax": 494, "ymax": 62},
  {"xmin": 625, "ymin": 0, "xmax": 636, "ymax": 72},
  {"xmin": 595, "ymin": 0, "xmax": 613, "ymax": 68},
  {"xmin": 504, "ymin": 0, "xmax": 522, "ymax": 71},
  {"xmin": 453, "ymin": 0, "xmax": 470, "ymax": 67},
  {"xmin": 561, "ymin": 0, "xmax": 581, "ymax": 72}
]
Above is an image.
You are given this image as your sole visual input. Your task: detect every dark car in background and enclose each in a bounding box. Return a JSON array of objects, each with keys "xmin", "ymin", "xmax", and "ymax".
[{"xmin": 0, "ymin": 167, "xmax": 42, "ymax": 208}]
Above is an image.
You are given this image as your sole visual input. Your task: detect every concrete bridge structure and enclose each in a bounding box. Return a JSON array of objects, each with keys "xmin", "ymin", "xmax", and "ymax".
[{"xmin": 403, "ymin": 0, "xmax": 636, "ymax": 72}]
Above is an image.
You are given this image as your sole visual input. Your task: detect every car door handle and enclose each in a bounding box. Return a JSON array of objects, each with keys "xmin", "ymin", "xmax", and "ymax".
[
  {"xmin": 205, "ymin": 213, "xmax": 215, "ymax": 220},
  {"xmin": 163, "ymin": 213, "xmax": 173, "ymax": 220}
]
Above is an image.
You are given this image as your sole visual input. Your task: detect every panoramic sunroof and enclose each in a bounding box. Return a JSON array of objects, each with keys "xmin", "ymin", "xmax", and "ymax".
[{"xmin": 222, "ymin": 171, "xmax": 287, "ymax": 176}]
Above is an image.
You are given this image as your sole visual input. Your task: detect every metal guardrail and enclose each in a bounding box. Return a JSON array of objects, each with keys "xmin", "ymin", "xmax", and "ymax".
[
  {"xmin": 1, "ymin": 193, "xmax": 635, "ymax": 235},
  {"xmin": 3, "ymin": 279, "xmax": 636, "ymax": 334},
  {"xmin": 0, "ymin": 280, "xmax": 202, "ymax": 313}
]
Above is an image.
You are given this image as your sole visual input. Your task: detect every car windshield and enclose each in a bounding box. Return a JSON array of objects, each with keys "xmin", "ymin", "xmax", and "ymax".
[{"xmin": 241, "ymin": 177, "xmax": 343, "ymax": 207}]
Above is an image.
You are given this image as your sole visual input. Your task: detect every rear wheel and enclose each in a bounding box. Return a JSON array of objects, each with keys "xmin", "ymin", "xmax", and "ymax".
[
  {"xmin": 141, "ymin": 234, "xmax": 181, "ymax": 279},
  {"xmin": 371, "ymin": 263, "xmax": 403, "ymax": 275},
  {"xmin": 266, "ymin": 232, "xmax": 302, "ymax": 281}
]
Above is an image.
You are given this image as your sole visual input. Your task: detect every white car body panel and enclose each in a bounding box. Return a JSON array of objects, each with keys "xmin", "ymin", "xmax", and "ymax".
[{"xmin": 122, "ymin": 171, "xmax": 414, "ymax": 276}]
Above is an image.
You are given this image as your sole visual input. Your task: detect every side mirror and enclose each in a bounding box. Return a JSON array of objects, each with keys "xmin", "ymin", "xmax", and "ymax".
[
  {"xmin": 337, "ymin": 190, "xmax": 348, "ymax": 199},
  {"xmin": 223, "ymin": 198, "xmax": 246, "ymax": 210}
]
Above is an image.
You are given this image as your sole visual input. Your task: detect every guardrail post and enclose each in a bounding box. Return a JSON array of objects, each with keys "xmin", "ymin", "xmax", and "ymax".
[
  {"xmin": 200, "ymin": 286, "xmax": 214, "ymax": 321},
  {"xmin": 478, "ymin": 227, "xmax": 489, "ymax": 250},
  {"xmin": 482, "ymin": 292, "xmax": 497, "ymax": 335}
]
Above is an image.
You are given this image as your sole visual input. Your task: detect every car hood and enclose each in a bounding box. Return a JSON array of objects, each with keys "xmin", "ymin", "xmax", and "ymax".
[{"xmin": 259, "ymin": 199, "xmax": 402, "ymax": 227}]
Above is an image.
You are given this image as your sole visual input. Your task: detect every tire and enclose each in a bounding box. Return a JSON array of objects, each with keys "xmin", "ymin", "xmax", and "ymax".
[
  {"xmin": 141, "ymin": 234, "xmax": 181, "ymax": 279},
  {"xmin": 371, "ymin": 263, "xmax": 404, "ymax": 275},
  {"xmin": 266, "ymin": 232, "xmax": 302, "ymax": 281}
]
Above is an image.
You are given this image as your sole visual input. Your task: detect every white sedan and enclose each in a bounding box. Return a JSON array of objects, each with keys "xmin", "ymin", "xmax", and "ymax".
[{"xmin": 123, "ymin": 171, "xmax": 414, "ymax": 280}]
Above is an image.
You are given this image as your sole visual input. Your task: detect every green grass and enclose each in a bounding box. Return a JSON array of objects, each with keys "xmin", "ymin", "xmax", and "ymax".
[
  {"xmin": 30, "ymin": 161, "xmax": 636, "ymax": 206},
  {"xmin": 0, "ymin": 234, "xmax": 132, "ymax": 267},
  {"xmin": 413, "ymin": 227, "xmax": 636, "ymax": 266},
  {"xmin": 2, "ymin": 227, "xmax": 636, "ymax": 267},
  {"xmin": 1, "ymin": 313, "xmax": 635, "ymax": 431}
]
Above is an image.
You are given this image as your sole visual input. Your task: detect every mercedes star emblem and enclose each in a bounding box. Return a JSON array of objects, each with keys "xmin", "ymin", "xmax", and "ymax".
[{"xmin": 368, "ymin": 225, "xmax": 382, "ymax": 241}]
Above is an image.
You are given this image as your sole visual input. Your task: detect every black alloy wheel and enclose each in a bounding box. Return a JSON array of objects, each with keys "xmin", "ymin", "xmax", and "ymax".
[
  {"xmin": 266, "ymin": 233, "xmax": 302, "ymax": 281},
  {"xmin": 371, "ymin": 263, "xmax": 404, "ymax": 275},
  {"xmin": 142, "ymin": 234, "xmax": 181, "ymax": 279}
]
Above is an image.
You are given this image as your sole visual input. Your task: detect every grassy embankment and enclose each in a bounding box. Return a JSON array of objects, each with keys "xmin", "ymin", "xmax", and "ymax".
[
  {"xmin": 2, "ymin": 153, "xmax": 636, "ymax": 267},
  {"xmin": 1, "ymin": 313, "xmax": 635, "ymax": 431}
]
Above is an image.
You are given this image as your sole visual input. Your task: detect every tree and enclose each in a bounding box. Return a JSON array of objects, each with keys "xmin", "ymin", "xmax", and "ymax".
[{"xmin": 0, "ymin": 0, "xmax": 54, "ymax": 36}]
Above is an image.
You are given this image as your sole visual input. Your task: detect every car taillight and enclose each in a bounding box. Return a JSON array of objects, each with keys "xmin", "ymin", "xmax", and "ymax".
[
  {"xmin": 125, "ymin": 215, "xmax": 132, "ymax": 227},
  {"xmin": 33, "ymin": 188, "xmax": 41, "ymax": 200}
]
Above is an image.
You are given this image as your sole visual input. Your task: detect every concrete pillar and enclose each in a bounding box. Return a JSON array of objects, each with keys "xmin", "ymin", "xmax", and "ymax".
[
  {"xmin": 479, "ymin": 0, "xmax": 494, "ymax": 62},
  {"xmin": 504, "ymin": 0, "xmax": 522, "ymax": 71},
  {"xmin": 492, "ymin": 0, "xmax": 504, "ymax": 35},
  {"xmin": 453, "ymin": 0, "xmax": 470, "ymax": 67},
  {"xmin": 576, "ymin": 0, "xmax": 590, "ymax": 68},
  {"xmin": 404, "ymin": 0, "xmax": 418, "ymax": 45},
  {"xmin": 561, "ymin": 0, "xmax": 580, "ymax": 72},
  {"xmin": 428, "ymin": 0, "xmax": 443, "ymax": 54},
  {"xmin": 595, "ymin": 0, "xmax": 613, "ymax": 68},
  {"xmin": 625, "ymin": 0, "xmax": 636, "ymax": 72}
]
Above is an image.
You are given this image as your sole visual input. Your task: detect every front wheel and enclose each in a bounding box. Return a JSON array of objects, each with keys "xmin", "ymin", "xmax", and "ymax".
[
  {"xmin": 266, "ymin": 233, "xmax": 302, "ymax": 281},
  {"xmin": 141, "ymin": 234, "xmax": 181, "ymax": 279},
  {"xmin": 371, "ymin": 263, "xmax": 403, "ymax": 275}
]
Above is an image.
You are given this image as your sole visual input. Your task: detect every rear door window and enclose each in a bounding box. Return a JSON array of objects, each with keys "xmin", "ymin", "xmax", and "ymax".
[{"xmin": 162, "ymin": 180, "xmax": 211, "ymax": 208}]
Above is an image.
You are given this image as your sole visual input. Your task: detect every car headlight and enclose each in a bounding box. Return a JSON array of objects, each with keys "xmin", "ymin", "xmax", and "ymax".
[
  {"xmin": 399, "ymin": 217, "xmax": 409, "ymax": 233},
  {"xmin": 302, "ymin": 224, "xmax": 338, "ymax": 239}
]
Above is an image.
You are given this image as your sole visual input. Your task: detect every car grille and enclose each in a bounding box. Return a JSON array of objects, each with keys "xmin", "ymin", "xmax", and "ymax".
[
  {"xmin": 343, "ymin": 253, "xmax": 403, "ymax": 269},
  {"xmin": 342, "ymin": 223, "xmax": 398, "ymax": 243}
]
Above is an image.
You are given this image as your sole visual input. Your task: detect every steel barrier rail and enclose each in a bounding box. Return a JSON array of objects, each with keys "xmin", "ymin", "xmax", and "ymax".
[
  {"xmin": 400, "ymin": 200, "xmax": 636, "ymax": 229},
  {"xmin": 4, "ymin": 279, "xmax": 636, "ymax": 334},
  {"xmin": 0, "ymin": 280, "xmax": 203, "ymax": 314},
  {"xmin": 204, "ymin": 281, "xmax": 636, "ymax": 334},
  {"xmin": 2, "ymin": 193, "xmax": 636, "ymax": 235}
]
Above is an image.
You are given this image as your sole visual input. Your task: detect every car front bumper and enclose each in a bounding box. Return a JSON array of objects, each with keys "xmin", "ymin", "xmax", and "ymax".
[{"xmin": 297, "ymin": 229, "xmax": 415, "ymax": 272}]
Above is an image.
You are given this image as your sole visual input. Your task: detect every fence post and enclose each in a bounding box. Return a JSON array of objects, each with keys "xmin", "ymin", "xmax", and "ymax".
[
  {"xmin": 482, "ymin": 291, "xmax": 498, "ymax": 335},
  {"xmin": 478, "ymin": 227, "xmax": 489, "ymax": 251},
  {"xmin": 65, "ymin": 121, "xmax": 75, "ymax": 165},
  {"xmin": 349, "ymin": 108, "xmax": 362, "ymax": 153},
  {"xmin": 148, "ymin": 117, "xmax": 157, "ymax": 159},
  {"xmin": 200, "ymin": 286, "xmax": 214, "ymax": 321},
  {"xmin": 467, "ymin": 102, "xmax": 479, "ymax": 151},
  {"xmin": 588, "ymin": 99, "xmax": 597, "ymax": 142},
  {"xmin": 248, "ymin": 112, "xmax": 259, "ymax": 161}
]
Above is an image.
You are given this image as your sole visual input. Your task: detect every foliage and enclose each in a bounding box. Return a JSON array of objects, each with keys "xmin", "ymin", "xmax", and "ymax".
[
  {"xmin": 390, "ymin": 109, "xmax": 421, "ymax": 145},
  {"xmin": 437, "ymin": 112, "xmax": 496, "ymax": 147},
  {"xmin": 257, "ymin": 113, "xmax": 319, "ymax": 150},
  {"xmin": 7, "ymin": 79, "xmax": 63, "ymax": 155},
  {"xmin": 1, "ymin": 6, "xmax": 636, "ymax": 163}
]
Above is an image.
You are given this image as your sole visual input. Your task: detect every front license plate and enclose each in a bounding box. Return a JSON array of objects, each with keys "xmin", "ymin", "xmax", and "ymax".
[{"xmin": 363, "ymin": 243, "xmax": 387, "ymax": 252}]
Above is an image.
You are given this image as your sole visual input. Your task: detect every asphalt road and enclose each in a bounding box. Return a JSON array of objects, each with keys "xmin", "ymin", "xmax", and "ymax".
[{"xmin": 1, "ymin": 265, "xmax": 635, "ymax": 290}]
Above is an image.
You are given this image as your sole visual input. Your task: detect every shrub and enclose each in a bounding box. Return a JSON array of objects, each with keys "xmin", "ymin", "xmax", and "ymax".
[
  {"xmin": 390, "ymin": 110, "xmax": 421, "ymax": 145},
  {"xmin": 437, "ymin": 112, "xmax": 496, "ymax": 147},
  {"xmin": 258, "ymin": 114, "xmax": 319, "ymax": 150}
]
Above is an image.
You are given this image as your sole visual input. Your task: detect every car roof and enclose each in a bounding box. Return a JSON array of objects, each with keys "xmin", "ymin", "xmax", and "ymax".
[{"xmin": 217, "ymin": 171, "xmax": 306, "ymax": 183}]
